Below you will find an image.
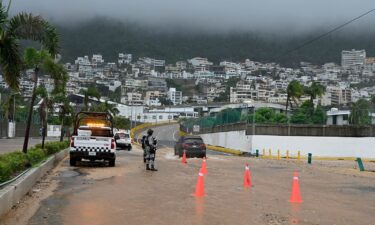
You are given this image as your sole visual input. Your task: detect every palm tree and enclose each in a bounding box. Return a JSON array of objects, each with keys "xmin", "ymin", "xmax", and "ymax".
[
  {"xmin": 305, "ymin": 82, "xmax": 326, "ymax": 105},
  {"xmin": 22, "ymin": 48, "xmax": 63, "ymax": 153},
  {"xmin": 80, "ymin": 87, "xmax": 101, "ymax": 111},
  {"xmin": 35, "ymin": 86, "xmax": 50, "ymax": 149},
  {"xmin": 285, "ymin": 80, "xmax": 304, "ymax": 113},
  {"xmin": 304, "ymin": 82, "xmax": 326, "ymax": 116},
  {"xmin": 91, "ymin": 101, "xmax": 120, "ymax": 116},
  {"xmin": 350, "ymin": 99, "xmax": 371, "ymax": 125},
  {"xmin": 54, "ymin": 95, "xmax": 73, "ymax": 142},
  {"xmin": 0, "ymin": 1, "xmax": 58, "ymax": 90}
]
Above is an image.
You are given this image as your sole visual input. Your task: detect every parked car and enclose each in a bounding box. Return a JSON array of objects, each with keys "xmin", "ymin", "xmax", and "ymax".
[
  {"xmin": 174, "ymin": 135, "xmax": 206, "ymax": 158},
  {"xmin": 114, "ymin": 131, "xmax": 132, "ymax": 151}
]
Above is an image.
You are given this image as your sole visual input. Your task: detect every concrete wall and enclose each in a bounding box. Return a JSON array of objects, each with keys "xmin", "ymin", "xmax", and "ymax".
[
  {"xmin": 200, "ymin": 130, "xmax": 375, "ymax": 159},
  {"xmin": 0, "ymin": 149, "xmax": 68, "ymax": 218},
  {"xmin": 200, "ymin": 130, "xmax": 252, "ymax": 153}
]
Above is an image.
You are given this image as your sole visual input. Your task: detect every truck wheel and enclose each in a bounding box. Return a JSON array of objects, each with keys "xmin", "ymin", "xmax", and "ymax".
[
  {"xmin": 109, "ymin": 159, "xmax": 115, "ymax": 167},
  {"xmin": 70, "ymin": 158, "xmax": 77, "ymax": 166}
]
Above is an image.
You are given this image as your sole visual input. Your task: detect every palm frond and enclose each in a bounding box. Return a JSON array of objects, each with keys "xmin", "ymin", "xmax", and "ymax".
[
  {"xmin": 0, "ymin": 1, "xmax": 8, "ymax": 28},
  {"xmin": 8, "ymin": 13, "xmax": 59, "ymax": 55},
  {"xmin": 0, "ymin": 35, "xmax": 21, "ymax": 89}
]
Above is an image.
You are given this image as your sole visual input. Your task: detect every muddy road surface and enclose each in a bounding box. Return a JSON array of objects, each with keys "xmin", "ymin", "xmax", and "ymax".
[{"xmin": 1, "ymin": 125, "xmax": 375, "ymax": 225}]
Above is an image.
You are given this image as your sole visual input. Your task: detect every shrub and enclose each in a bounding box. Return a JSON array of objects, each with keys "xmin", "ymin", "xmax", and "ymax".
[
  {"xmin": 0, "ymin": 141, "xmax": 69, "ymax": 183},
  {"xmin": 0, "ymin": 152, "xmax": 28, "ymax": 183},
  {"xmin": 27, "ymin": 148, "xmax": 46, "ymax": 165}
]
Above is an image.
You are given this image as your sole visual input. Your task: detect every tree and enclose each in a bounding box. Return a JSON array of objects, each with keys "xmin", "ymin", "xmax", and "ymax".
[
  {"xmin": 350, "ymin": 99, "xmax": 371, "ymax": 125},
  {"xmin": 113, "ymin": 116, "xmax": 130, "ymax": 130},
  {"xmin": 371, "ymin": 94, "xmax": 375, "ymax": 108},
  {"xmin": 290, "ymin": 101, "xmax": 326, "ymax": 124},
  {"xmin": 35, "ymin": 86, "xmax": 49, "ymax": 149},
  {"xmin": 80, "ymin": 86, "xmax": 101, "ymax": 111},
  {"xmin": 243, "ymin": 108, "xmax": 288, "ymax": 124},
  {"xmin": 1, "ymin": 92, "xmax": 21, "ymax": 122},
  {"xmin": 91, "ymin": 101, "xmax": 120, "ymax": 116},
  {"xmin": 22, "ymin": 48, "xmax": 52, "ymax": 153},
  {"xmin": 159, "ymin": 97, "xmax": 173, "ymax": 106},
  {"xmin": 304, "ymin": 82, "xmax": 326, "ymax": 115},
  {"xmin": 0, "ymin": 1, "xmax": 58, "ymax": 89},
  {"xmin": 286, "ymin": 80, "xmax": 304, "ymax": 113},
  {"xmin": 23, "ymin": 47, "xmax": 67, "ymax": 152},
  {"xmin": 52, "ymin": 93, "xmax": 73, "ymax": 142}
]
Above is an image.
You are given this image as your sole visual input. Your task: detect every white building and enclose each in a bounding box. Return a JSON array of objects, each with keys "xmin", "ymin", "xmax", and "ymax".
[
  {"xmin": 108, "ymin": 81, "xmax": 122, "ymax": 92},
  {"xmin": 326, "ymin": 86, "xmax": 352, "ymax": 106},
  {"xmin": 168, "ymin": 88, "xmax": 182, "ymax": 105},
  {"xmin": 122, "ymin": 92, "xmax": 143, "ymax": 105},
  {"xmin": 326, "ymin": 108, "xmax": 350, "ymax": 125},
  {"xmin": 139, "ymin": 57, "xmax": 165, "ymax": 67},
  {"xmin": 92, "ymin": 54, "xmax": 104, "ymax": 66},
  {"xmin": 341, "ymin": 49, "xmax": 366, "ymax": 70},
  {"xmin": 118, "ymin": 53, "xmax": 132, "ymax": 65}
]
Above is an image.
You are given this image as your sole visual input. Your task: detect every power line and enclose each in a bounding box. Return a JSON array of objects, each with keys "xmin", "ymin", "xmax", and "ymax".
[{"xmin": 276, "ymin": 8, "xmax": 375, "ymax": 60}]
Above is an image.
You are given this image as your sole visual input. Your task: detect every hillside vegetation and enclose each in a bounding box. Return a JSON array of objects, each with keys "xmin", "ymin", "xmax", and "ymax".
[{"xmin": 56, "ymin": 18, "xmax": 375, "ymax": 67}]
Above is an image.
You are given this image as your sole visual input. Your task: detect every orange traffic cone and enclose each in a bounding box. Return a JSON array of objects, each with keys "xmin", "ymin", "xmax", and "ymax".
[
  {"xmin": 244, "ymin": 164, "xmax": 252, "ymax": 188},
  {"xmin": 289, "ymin": 171, "xmax": 303, "ymax": 203},
  {"xmin": 182, "ymin": 150, "xmax": 187, "ymax": 164},
  {"xmin": 201, "ymin": 158, "xmax": 207, "ymax": 175},
  {"xmin": 194, "ymin": 168, "xmax": 205, "ymax": 197}
]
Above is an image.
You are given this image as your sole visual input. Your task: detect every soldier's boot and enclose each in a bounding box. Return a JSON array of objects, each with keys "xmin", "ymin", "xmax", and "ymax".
[
  {"xmin": 146, "ymin": 164, "xmax": 150, "ymax": 170},
  {"xmin": 150, "ymin": 165, "xmax": 158, "ymax": 171}
]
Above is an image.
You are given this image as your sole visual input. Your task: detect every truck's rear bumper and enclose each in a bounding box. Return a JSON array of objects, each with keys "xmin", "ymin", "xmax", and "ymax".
[{"xmin": 70, "ymin": 151, "xmax": 115, "ymax": 160}]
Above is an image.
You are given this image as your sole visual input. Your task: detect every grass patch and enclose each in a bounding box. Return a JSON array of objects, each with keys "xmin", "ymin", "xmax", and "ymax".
[{"xmin": 0, "ymin": 141, "xmax": 69, "ymax": 183}]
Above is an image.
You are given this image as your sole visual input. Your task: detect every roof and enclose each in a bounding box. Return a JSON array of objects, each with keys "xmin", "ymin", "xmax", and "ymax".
[{"xmin": 326, "ymin": 110, "xmax": 351, "ymax": 116}]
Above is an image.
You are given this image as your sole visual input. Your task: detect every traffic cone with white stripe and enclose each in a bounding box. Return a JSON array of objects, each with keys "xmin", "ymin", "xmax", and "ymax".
[
  {"xmin": 244, "ymin": 164, "xmax": 252, "ymax": 188},
  {"xmin": 201, "ymin": 158, "xmax": 207, "ymax": 175},
  {"xmin": 182, "ymin": 150, "xmax": 187, "ymax": 164},
  {"xmin": 194, "ymin": 168, "xmax": 205, "ymax": 197},
  {"xmin": 289, "ymin": 171, "xmax": 303, "ymax": 203}
]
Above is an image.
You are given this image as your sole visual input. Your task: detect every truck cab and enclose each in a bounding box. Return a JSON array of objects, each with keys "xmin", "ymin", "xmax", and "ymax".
[{"xmin": 69, "ymin": 112, "xmax": 116, "ymax": 167}]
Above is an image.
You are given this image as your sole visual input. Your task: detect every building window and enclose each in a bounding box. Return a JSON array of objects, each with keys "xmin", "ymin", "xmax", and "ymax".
[
  {"xmin": 144, "ymin": 116, "xmax": 148, "ymax": 120},
  {"xmin": 152, "ymin": 115, "xmax": 157, "ymax": 119},
  {"xmin": 159, "ymin": 115, "xmax": 163, "ymax": 120},
  {"xmin": 343, "ymin": 115, "xmax": 348, "ymax": 121},
  {"xmin": 168, "ymin": 115, "xmax": 172, "ymax": 119}
]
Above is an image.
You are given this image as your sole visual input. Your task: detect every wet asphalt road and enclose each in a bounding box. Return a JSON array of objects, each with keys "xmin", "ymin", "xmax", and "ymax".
[
  {"xmin": 6, "ymin": 124, "xmax": 375, "ymax": 225},
  {"xmin": 0, "ymin": 137, "xmax": 61, "ymax": 154}
]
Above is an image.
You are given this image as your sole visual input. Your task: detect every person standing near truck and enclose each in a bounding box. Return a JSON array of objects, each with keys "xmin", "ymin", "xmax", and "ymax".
[
  {"xmin": 145, "ymin": 129, "xmax": 158, "ymax": 171},
  {"xmin": 141, "ymin": 134, "xmax": 147, "ymax": 163}
]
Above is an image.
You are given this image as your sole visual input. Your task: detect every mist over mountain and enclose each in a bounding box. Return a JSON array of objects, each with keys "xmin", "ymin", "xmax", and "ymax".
[{"xmin": 55, "ymin": 17, "xmax": 375, "ymax": 67}]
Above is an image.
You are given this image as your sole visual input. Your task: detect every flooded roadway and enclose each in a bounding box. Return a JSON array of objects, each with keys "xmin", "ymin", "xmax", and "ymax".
[{"xmin": 2, "ymin": 124, "xmax": 375, "ymax": 225}]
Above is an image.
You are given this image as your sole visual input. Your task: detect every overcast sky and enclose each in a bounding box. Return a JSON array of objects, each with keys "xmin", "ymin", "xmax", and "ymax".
[{"xmin": 9, "ymin": 0, "xmax": 375, "ymax": 32}]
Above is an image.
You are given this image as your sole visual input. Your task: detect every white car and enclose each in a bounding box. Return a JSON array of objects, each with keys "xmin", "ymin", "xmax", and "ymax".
[{"xmin": 114, "ymin": 132, "xmax": 132, "ymax": 151}]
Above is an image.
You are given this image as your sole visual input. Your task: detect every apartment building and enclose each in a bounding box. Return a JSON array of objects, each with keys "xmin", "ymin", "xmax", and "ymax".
[
  {"xmin": 326, "ymin": 86, "xmax": 352, "ymax": 106},
  {"xmin": 118, "ymin": 53, "xmax": 132, "ymax": 65},
  {"xmin": 168, "ymin": 88, "xmax": 182, "ymax": 105},
  {"xmin": 341, "ymin": 49, "xmax": 366, "ymax": 70}
]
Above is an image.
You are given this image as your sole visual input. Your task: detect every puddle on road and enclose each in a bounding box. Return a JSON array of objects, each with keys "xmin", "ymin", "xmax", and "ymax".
[
  {"xmin": 164, "ymin": 152, "xmax": 178, "ymax": 160},
  {"xmin": 59, "ymin": 170, "xmax": 80, "ymax": 178}
]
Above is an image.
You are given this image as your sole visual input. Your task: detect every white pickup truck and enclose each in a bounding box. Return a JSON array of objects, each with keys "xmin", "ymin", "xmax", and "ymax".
[{"xmin": 69, "ymin": 112, "xmax": 116, "ymax": 167}]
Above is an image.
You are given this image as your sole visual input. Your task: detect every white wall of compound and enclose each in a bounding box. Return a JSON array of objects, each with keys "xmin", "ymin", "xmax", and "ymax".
[{"xmin": 200, "ymin": 131, "xmax": 375, "ymax": 159}]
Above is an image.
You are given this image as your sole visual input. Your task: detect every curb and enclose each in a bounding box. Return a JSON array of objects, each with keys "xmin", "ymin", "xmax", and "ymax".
[
  {"xmin": 0, "ymin": 149, "xmax": 68, "ymax": 218},
  {"xmin": 207, "ymin": 145, "xmax": 243, "ymax": 155}
]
